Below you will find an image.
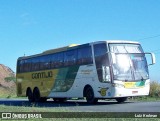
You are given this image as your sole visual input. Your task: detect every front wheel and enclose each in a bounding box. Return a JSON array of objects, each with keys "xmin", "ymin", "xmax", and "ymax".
[
  {"xmin": 116, "ymin": 97, "xmax": 127, "ymax": 103},
  {"xmin": 85, "ymin": 87, "xmax": 98, "ymax": 104}
]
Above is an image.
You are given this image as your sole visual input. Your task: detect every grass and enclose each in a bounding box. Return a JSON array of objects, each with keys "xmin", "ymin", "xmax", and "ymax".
[
  {"xmin": 150, "ymin": 81, "xmax": 160, "ymax": 97},
  {"xmin": 0, "ymin": 118, "xmax": 158, "ymax": 121},
  {"xmin": 8, "ymin": 118, "xmax": 159, "ymax": 121}
]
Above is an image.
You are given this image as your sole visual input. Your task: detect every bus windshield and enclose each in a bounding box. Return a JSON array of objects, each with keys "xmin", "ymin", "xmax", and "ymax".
[{"xmin": 109, "ymin": 43, "xmax": 149, "ymax": 81}]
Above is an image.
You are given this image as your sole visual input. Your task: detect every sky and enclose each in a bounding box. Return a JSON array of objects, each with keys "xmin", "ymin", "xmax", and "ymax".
[{"xmin": 0, "ymin": 0, "xmax": 160, "ymax": 81}]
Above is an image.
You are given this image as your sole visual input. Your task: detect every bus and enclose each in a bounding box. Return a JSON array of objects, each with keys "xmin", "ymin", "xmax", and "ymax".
[{"xmin": 16, "ymin": 40, "xmax": 155, "ymax": 103}]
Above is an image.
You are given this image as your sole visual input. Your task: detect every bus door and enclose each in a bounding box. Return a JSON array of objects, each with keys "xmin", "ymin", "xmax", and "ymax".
[{"xmin": 94, "ymin": 43, "xmax": 111, "ymax": 83}]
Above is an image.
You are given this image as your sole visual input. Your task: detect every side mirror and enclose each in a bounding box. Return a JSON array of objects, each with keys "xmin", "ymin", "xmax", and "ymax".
[
  {"xmin": 150, "ymin": 53, "xmax": 156, "ymax": 65},
  {"xmin": 145, "ymin": 52, "xmax": 156, "ymax": 66}
]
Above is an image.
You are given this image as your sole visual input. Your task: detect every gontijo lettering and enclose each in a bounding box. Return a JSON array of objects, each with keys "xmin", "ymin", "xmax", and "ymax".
[{"xmin": 32, "ymin": 71, "xmax": 53, "ymax": 79}]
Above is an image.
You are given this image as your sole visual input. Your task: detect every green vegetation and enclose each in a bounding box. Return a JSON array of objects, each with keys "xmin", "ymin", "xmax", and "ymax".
[
  {"xmin": 0, "ymin": 87, "xmax": 16, "ymax": 98},
  {"xmin": 0, "ymin": 76, "xmax": 16, "ymax": 98},
  {"xmin": 0, "ymin": 118, "xmax": 158, "ymax": 121},
  {"xmin": 129, "ymin": 96, "xmax": 160, "ymax": 102},
  {"xmin": 4, "ymin": 76, "xmax": 16, "ymax": 82},
  {"xmin": 150, "ymin": 80, "xmax": 160, "ymax": 98}
]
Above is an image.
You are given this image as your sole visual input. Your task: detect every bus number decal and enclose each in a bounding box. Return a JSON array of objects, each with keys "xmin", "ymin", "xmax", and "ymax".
[{"xmin": 98, "ymin": 88, "xmax": 109, "ymax": 96}]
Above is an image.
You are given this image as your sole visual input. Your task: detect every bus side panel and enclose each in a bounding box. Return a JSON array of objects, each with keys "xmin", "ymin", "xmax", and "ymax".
[
  {"xmin": 48, "ymin": 64, "xmax": 97, "ymax": 98},
  {"xmin": 16, "ymin": 69, "xmax": 59, "ymax": 97}
]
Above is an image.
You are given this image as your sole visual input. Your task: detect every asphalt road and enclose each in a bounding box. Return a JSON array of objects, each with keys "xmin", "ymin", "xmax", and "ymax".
[{"xmin": 0, "ymin": 98, "xmax": 160, "ymax": 112}]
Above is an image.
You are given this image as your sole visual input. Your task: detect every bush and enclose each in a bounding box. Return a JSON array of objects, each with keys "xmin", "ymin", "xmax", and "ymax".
[
  {"xmin": 4, "ymin": 76, "xmax": 16, "ymax": 82},
  {"xmin": 149, "ymin": 81, "xmax": 160, "ymax": 97}
]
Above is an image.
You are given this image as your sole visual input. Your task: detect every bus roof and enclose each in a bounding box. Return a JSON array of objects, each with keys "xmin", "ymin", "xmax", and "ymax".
[
  {"xmin": 42, "ymin": 44, "xmax": 80, "ymax": 54},
  {"xmin": 105, "ymin": 40, "xmax": 140, "ymax": 44},
  {"xmin": 18, "ymin": 40, "xmax": 140, "ymax": 60},
  {"xmin": 18, "ymin": 44, "xmax": 81, "ymax": 60}
]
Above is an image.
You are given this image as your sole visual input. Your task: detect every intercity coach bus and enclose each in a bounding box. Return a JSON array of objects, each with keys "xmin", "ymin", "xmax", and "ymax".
[{"xmin": 16, "ymin": 40, "xmax": 155, "ymax": 104}]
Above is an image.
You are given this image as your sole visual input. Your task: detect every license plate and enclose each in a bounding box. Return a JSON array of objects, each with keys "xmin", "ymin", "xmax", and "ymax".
[{"xmin": 132, "ymin": 91, "xmax": 138, "ymax": 94}]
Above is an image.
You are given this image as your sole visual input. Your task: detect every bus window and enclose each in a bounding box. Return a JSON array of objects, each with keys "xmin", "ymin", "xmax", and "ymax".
[
  {"xmin": 64, "ymin": 49, "xmax": 77, "ymax": 66},
  {"xmin": 23, "ymin": 59, "xmax": 32, "ymax": 72},
  {"xmin": 56, "ymin": 52, "xmax": 64, "ymax": 67},
  {"xmin": 77, "ymin": 46, "xmax": 93, "ymax": 65},
  {"xmin": 32, "ymin": 57, "xmax": 40, "ymax": 71},
  {"xmin": 39, "ymin": 55, "xmax": 51, "ymax": 70},
  {"xmin": 17, "ymin": 60, "xmax": 24, "ymax": 73},
  {"xmin": 50, "ymin": 52, "xmax": 64, "ymax": 68},
  {"xmin": 51, "ymin": 53, "xmax": 57, "ymax": 68}
]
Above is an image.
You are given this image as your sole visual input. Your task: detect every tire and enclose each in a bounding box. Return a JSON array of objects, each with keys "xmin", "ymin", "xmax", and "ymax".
[
  {"xmin": 27, "ymin": 88, "xmax": 34, "ymax": 102},
  {"xmin": 85, "ymin": 87, "xmax": 98, "ymax": 104},
  {"xmin": 116, "ymin": 97, "xmax": 127, "ymax": 103},
  {"xmin": 33, "ymin": 88, "xmax": 41, "ymax": 102}
]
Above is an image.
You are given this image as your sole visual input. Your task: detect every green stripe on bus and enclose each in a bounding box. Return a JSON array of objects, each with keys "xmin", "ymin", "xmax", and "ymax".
[{"xmin": 51, "ymin": 65, "xmax": 80, "ymax": 92}]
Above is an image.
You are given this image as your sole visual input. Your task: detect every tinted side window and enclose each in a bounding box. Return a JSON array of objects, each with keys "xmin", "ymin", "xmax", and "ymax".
[
  {"xmin": 94, "ymin": 44, "xmax": 107, "ymax": 57},
  {"xmin": 94, "ymin": 43, "xmax": 108, "ymax": 65},
  {"xmin": 64, "ymin": 49, "xmax": 77, "ymax": 66},
  {"xmin": 50, "ymin": 52, "xmax": 64, "ymax": 68},
  {"xmin": 77, "ymin": 46, "xmax": 93, "ymax": 65},
  {"xmin": 94, "ymin": 43, "xmax": 109, "ymax": 82},
  {"xmin": 32, "ymin": 57, "xmax": 40, "ymax": 71},
  {"xmin": 57, "ymin": 52, "xmax": 64, "ymax": 67},
  {"xmin": 17, "ymin": 60, "xmax": 25, "ymax": 73},
  {"xmin": 24, "ymin": 59, "xmax": 32, "ymax": 72},
  {"xmin": 39, "ymin": 55, "xmax": 51, "ymax": 70},
  {"xmin": 51, "ymin": 53, "xmax": 57, "ymax": 68}
]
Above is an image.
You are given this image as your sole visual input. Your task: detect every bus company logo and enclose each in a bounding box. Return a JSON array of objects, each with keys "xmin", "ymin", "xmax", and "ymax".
[
  {"xmin": 2, "ymin": 113, "xmax": 12, "ymax": 119},
  {"xmin": 32, "ymin": 71, "xmax": 53, "ymax": 79}
]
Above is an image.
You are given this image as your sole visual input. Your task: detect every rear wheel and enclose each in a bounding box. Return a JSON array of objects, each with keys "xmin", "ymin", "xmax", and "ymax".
[
  {"xmin": 85, "ymin": 87, "xmax": 98, "ymax": 104},
  {"xmin": 27, "ymin": 88, "xmax": 34, "ymax": 102},
  {"xmin": 116, "ymin": 97, "xmax": 127, "ymax": 103},
  {"xmin": 33, "ymin": 88, "xmax": 41, "ymax": 102}
]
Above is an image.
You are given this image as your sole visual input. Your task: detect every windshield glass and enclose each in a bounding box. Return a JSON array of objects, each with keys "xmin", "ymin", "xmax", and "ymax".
[{"xmin": 109, "ymin": 43, "xmax": 149, "ymax": 81}]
